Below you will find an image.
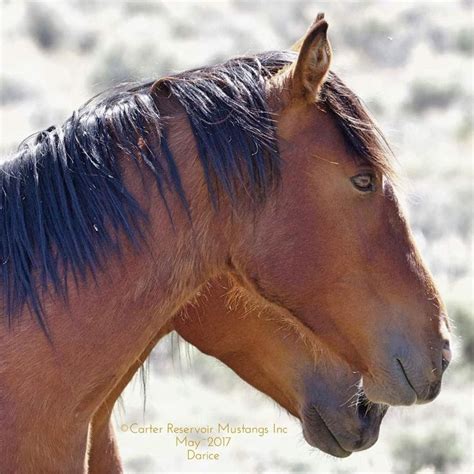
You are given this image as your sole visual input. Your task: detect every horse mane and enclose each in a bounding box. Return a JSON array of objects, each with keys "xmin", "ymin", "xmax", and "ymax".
[{"xmin": 0, "ymin": 50, "xmax": 392, "ymax": 329}]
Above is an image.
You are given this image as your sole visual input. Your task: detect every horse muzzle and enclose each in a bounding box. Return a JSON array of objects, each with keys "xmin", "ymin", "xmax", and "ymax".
[
  {"xmin": 300, "ymin": 393, "xmax": 387, "ymax": 457},
  {"xmin": 363, "ymin": 338, "xmax": 451, "ymax": 406}
]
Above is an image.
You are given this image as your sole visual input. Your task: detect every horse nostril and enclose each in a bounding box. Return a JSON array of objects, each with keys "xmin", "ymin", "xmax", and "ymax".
[
  {"xmin": 441, "ymin": 354, "xmax": 450, "ymax": 372},
  {"xmin": 441, "ymin": 340, "xmax": 451, "ymax": 372}
]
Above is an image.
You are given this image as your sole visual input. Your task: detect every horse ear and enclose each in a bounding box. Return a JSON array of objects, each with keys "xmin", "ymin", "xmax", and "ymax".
[{"xmin": 290, "ymin": 13, "xmax": 331, "ymax": 101}]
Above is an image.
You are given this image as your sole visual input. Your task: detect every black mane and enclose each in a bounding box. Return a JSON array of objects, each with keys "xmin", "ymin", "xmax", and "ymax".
[{"xmin": 0, "ymin": 50, "xmax": 391, "ymax": 330}]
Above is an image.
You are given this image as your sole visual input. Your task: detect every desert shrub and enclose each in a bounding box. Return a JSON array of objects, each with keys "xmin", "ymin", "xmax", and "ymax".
[
  {"xmin": 125, "ymin": 455, "xmax": 155, "ymax": 473},
  {"xmin": 392, "ymin": 429, "xmax": 463, "ymax": 473},
  {"xmin": 122, "ymin": 1, "xmax": 164, "ymax": 15},
  {"xmin": 406, "ymin": 81, "xmax": 461, "ymax": 114},
  {"xmin": 89, "ymin": 43, "xmax": 140, "ymax": 88},
  {"xmin": 449, "ymin": 303, "xmax": 474, "ymax": 365},
  {"xmin": 427, "ymin": 25, "xmax": 451, "ymax": 53},
  {"xmin": 88, "ymin": 14, "xmax": 178, "ymax": 91},
  {"xmin": 456, "ymin": 109, "xmax": 474, "ymax": 142},
  {"xmin": 25, "ymin": 2, "xmax": 64, "ymax": 50},
  {"xmin": 428, "ymin": 25, "xmax": 473, "ymax": 56},
  {"xmin": 0, "ymin": 76, "xmax": 33, "ymax": 105},
  {"xmin": 409, "ymin": 180, "xmax": 472, "ymax": 244},
  {"xmin": 76, "ymin": 30, "xmax": 98, "ymax": 54},
  {"xmin": 366, "ymin": 98, "xmax": 385, "ymax": 116},
  {"xmin": 89, "ymin": 39, "xmax": 175, "ymax": 90},
  {"xmin": 342, "ymin": 18, "xmax": 417, "ymax": 67},
  {"xmin": 455, "ymin": 27, "xmax": 474, "ymax": 55}
]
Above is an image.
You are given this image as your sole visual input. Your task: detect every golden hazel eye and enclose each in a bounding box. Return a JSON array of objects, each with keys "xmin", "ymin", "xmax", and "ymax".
[{"xmin": 350, "ymin": 173, "xmax": 376, "ymax": 192}]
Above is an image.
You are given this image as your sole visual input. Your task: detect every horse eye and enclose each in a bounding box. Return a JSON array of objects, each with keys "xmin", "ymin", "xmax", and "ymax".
[{"xmin": 350, "ymin": 173, "xmax": 376, "ymax": 192}]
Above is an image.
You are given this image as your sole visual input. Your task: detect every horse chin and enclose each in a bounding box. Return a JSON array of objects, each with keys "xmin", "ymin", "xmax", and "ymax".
[
  {"xmin": 300, "ymin": 400, "xmax": 388, "ymax": 457},
  {"xmin": 300, "ymin": 407, "xmax": 352, "ymax": 458}
]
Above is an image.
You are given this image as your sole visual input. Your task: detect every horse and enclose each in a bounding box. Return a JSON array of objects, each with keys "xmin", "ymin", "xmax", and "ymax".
[
  {"xmin": 0, "ymin": 13, "xmax": 450, "ymax": 471},
  {"xmin": 87, "ymin": 276, "xmax": 388, "ymax": 472}
]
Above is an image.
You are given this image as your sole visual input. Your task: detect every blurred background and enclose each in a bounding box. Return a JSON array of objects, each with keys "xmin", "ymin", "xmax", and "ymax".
[{"xmin": 0, "ymin": 1, "xmax": 472, "ymax": 472}]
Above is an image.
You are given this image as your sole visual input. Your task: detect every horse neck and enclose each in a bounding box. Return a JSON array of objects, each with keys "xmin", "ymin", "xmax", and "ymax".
[
  {"xmin": 118, "ymin": 97, "xmax": 236, "ymax": 319},
  {"xmin": 171, "ymin": 276, "xmax": 303, "ymax": 416}
]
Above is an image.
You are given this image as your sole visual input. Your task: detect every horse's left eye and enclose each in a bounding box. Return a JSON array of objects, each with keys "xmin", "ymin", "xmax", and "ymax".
[{"xmin": 350, "ymin": 173, "xmax": 376, "ymax": 192}]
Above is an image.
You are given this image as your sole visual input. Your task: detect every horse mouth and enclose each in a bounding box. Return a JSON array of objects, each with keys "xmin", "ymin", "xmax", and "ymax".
[
  {"xmin": 396, "ymin": 358, "xmax": 442, "ymax": 404},
  {"xmin": 301, "ymin": 395, "xmax": 388, "ymax": 457},
  {"xmin": 301, "ymin": 406, "xmax": 352, "ymax": 458},
  {"xmin": 396, "ymin": 358, "xmax": 418, "ymax": 400}
]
